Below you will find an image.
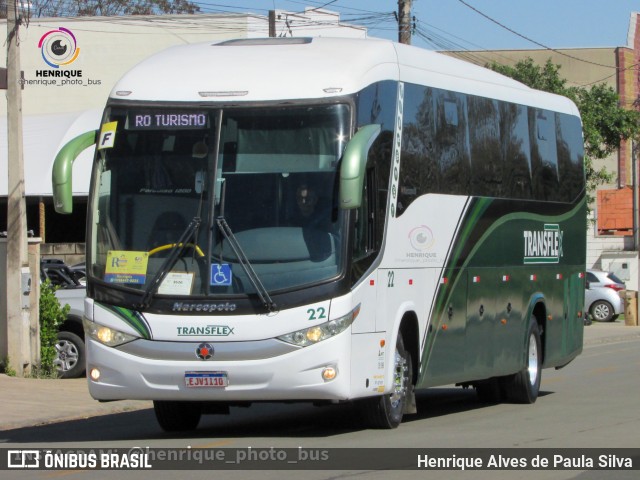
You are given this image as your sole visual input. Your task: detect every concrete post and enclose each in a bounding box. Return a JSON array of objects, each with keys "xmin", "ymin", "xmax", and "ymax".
[{"xmin": 5, "ymin": 3, "xmax": 31, "ymax": 376}]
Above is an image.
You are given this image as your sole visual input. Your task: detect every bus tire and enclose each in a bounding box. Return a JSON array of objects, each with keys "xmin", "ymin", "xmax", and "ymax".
[
  {"xmin": 361, "ymin": 332, "xmax": 412, "ymax": 429},
  {"xmin": 504, "ymin": 317, "xmax": 542, "ymax": 404},
  {"xmin": 153, "ymin": 401, "xmax": 202, "ymax": 432}
]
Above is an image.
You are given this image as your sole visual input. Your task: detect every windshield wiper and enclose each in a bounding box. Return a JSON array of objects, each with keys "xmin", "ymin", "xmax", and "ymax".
[
  {"xmin": 215, "ymin": 216, "xmax": 277, "ymax": 313},
  {"xmin": 137, "ymin": 216, "xmax": 201, "ymax": 310}
]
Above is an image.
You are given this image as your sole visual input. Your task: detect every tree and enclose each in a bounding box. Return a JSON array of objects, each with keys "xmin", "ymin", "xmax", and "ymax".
[
  {"xmin": 29, "ymin": 0, "xmax": 200, "ymax": 18},
  {"xmin": 489, "ymin": 58, "xmax": 640, "ymax": 204}
]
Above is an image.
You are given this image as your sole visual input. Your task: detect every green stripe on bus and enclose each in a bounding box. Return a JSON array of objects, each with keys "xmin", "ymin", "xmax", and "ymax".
[{"xmin": 98, "ymin": 303, "xmax": 151, "ymax": 339}]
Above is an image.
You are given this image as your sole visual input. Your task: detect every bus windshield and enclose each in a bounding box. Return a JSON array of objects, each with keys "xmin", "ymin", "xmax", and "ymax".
[{"xmin": 90, "ymin": 104, "xmax": 350, "ymax": 298}]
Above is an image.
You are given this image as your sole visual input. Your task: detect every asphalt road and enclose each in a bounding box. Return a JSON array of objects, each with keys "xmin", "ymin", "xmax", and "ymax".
[{"xmin": 2, "ymin": 334, "xmax": 639, "ymax": 480}]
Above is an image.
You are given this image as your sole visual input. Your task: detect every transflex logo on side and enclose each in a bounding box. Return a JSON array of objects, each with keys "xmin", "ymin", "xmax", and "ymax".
[{"xmin": 523, "ymin": 224, "xmax": 563, "ymax": 264}]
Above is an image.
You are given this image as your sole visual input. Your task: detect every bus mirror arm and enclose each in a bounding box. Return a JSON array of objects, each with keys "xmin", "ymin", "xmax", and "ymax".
[
  {"xmin": 339, "ymin": 124, "xmax": 381, "ymax": 209},
  {"xmin": 52, "ymin": 130, "xmax": 98, "ymax": 214}
]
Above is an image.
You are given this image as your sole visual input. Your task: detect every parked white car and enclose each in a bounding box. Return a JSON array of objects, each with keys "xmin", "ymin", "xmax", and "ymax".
[{"xmin": 585, "ymin": 270, "xmax": 625, "ymax": 322}]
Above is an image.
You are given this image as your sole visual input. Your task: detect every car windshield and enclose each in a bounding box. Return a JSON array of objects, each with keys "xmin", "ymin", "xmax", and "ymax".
[{"xmin": 89, "ymin": 104, "xmax": 350, "ymax": 298}]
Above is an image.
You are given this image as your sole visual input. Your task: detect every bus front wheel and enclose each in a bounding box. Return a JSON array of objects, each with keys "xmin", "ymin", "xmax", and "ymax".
[
  {"xmin": 503, "ymin": 317, "xmax": 542, "ymax": 404},
  {"xmin": 361, "ymin": 332, "xmax": 413, "ymax": 429},
  {"xmin": 153, "ymin": 401, "xmax": 202, "ymax": 432}
]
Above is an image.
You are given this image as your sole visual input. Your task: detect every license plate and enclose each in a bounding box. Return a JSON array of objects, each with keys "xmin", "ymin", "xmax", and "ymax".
[{"xmin": 185, "ymin": 371, "xmax": 228, "ymax": 388}]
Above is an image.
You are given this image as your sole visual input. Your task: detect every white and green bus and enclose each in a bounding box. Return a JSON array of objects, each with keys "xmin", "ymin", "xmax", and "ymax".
[{"xmin": 54, "ymin": 37, "xmax": 586, "ymax": 431}]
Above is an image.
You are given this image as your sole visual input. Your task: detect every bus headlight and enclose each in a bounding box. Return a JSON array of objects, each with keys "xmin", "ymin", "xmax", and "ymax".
[
  {"xmin": 277, "ymin": 304, "xmax": 360, "ymax": 347},
  {"xmin": 83, "ymin": 318, "xmax": 138, "ymax": 347}
]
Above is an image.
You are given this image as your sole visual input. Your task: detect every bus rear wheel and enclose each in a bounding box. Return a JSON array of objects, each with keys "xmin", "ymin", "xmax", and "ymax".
[
  {"xmin": 153, "ymin": 401, "xmax": 202, "ymax": 432},
  {"xmin": 361, "ymin": 333, "xmax": 413, "ymax": 429},
  {"xmin": 503, "ymin": 317, "xmax": 542, "ymax": 404}
]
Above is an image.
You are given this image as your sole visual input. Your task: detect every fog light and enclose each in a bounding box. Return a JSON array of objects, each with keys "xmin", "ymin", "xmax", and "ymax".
[
  {"xmin": 90, "ymin": 368, "xmax": 101, "ymax": 381},
  {"xmin": 322, "ymin": 366, "xmax": 337, "ymax": 381}
]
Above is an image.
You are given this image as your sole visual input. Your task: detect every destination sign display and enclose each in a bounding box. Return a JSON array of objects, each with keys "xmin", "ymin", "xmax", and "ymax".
[{"xmin": 127, "ymin": 111, "xmax": 209, "ymax": 130}]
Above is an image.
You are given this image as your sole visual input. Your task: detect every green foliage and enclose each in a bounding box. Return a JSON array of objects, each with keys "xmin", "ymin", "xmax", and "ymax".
[
  {"xmin": 575, "ymin": 84, "xmax": 640, "ymax": 159},
  {"xmin": 29, "ymin": 0, "xmax": 200, "ymax": 18},
  {"xmin": 489, "ymin": 58, "xmax": 640, "ymax": 204},
  {"xmin": 491, "ymin": 58, "xmax": 568, "ymax": 94},
  {"xmin": 0, "ymin": 357, "xmax": 17, "ymax": 376},
  {"xmin": 38, "ymin": 281, "xmax": 69, "ymax": 376}
]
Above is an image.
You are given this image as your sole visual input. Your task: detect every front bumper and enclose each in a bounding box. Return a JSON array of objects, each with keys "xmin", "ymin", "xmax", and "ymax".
[{"xmin": 86, "ymin": 332, "xmax": 352, "ymax": 402}]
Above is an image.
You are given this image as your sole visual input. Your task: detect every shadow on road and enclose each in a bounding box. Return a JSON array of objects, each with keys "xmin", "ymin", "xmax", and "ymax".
[{"xmin": 0, "ymin": 387, "xmax": 555, "ymax": 444}]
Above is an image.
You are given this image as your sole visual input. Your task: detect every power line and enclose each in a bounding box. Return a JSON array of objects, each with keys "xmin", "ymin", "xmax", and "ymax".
[
  {"xmin": 25, "ymin": 0, "xmax": 639, "ymax": 82},
  {"xmin": 456, "ymin": 0, "xmax": 638, "ymax": 72}
]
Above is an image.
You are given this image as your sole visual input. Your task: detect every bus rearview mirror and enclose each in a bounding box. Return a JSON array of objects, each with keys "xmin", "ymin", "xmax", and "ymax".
[
  {"xmin": 52, "ymin": 130, "xmax": 97, "ymax": 214},
  {"xmin": 339, "ymin": 124, "xmax": 381, "ymax": 209}
]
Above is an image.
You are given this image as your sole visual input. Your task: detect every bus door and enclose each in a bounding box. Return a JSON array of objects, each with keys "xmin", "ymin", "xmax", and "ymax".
[
  {"xmin": 465, "ymin": 269, "xmax": 495, "ymax": 379},
  {"xmin": 492, "ymin": 273, "xmax": 525, "ymax": 376},
  {"xmin": 420, "ymin": 269, "xmax": 467, "ymax": 388}
]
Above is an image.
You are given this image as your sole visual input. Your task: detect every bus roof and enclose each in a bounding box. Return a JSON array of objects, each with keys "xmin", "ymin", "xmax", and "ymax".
[{"xmin": 110, "ymin": 37, "xmax": 579, "ymax": 116}]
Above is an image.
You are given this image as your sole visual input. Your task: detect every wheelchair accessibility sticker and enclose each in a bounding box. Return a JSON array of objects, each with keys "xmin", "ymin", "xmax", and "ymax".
[{"xmin": 211, "ymin": 264, "xmax": 232, "ymax": 286}]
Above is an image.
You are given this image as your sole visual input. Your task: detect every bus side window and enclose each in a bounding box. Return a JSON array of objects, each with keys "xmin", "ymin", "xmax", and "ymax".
[
  {"xmin": 468, "ymin": 96, "xmax": 501, "ymax": 197},
  {"xmin": 555, "ymin": 113, "xmax": 585, "ymax": 202},
  {"xmin": 434, "ymin": 89, "xmax": 470, "ymax": 196},
  {"xmin": 398, "ymin": 84, "xmax": 436, "ymax": 213},
  {"xmin": 353, "ymin": 168, "xmax": 373, "ymax": 262},
  {"xmin": 501, "ymin": 103, "xmax": 532, "ymax": 200},
  {"xmin": 529, "ymin": 108, "xmax": 560, "ymax": 201}
]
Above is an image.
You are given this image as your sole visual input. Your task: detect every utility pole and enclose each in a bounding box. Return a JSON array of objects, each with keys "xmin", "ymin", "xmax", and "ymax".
[
  {"xmin": 398, "ymin": 0, "xmax": 413, "ymax": 45},
  {"xmin": 5, "ymin": 1, "xmax": 32, "ymax": 376},
  {"xmin": 268, "ymin": 10, "xmax": 276, "ymax": 38}
]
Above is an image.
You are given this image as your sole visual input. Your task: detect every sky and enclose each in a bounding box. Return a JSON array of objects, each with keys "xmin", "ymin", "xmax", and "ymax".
[{"xmin": 193, "ymin": 0, "xmax": 639, "ymax": 51}]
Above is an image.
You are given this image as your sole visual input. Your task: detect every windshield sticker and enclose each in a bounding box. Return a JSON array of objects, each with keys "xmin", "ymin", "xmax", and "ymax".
[
  {"xmin": 158, "ymin": 272, "xmax": 194, "ymax": 295},
  {"xmin": 211, "ymin": 264, "xmax": 232, "ymax": 287},
  {"xmin": 98, "ymin": 121, "xmax": 118, "ymax": 150},
  {"xmin": 104, "ymin": 250, "xmax": 149, "ymax": 284}
]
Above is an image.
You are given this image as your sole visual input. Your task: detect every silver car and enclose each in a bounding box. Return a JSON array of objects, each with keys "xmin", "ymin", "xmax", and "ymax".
[
  {"xmin": 53, "ymin": 286, "xmax": 86, "ymax": 378},
  {"xmin": 585, "ymin": 270, "xmax": 625, "ymax": 322}
]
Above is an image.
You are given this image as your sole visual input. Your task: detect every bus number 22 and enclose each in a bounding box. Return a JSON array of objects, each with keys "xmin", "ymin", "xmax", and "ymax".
[
  {"xmin": 307, "ymin": 307, "xmax": 327, "ymax": 321},
  {"xmin": 387, "ymin": 270, "xmax": 395, "ymax": 288}
]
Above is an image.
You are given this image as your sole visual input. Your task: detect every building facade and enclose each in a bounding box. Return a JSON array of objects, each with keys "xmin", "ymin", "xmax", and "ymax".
[{"xmin": 0, "ymin": 9, "xmax": 366, "ymax": 249}]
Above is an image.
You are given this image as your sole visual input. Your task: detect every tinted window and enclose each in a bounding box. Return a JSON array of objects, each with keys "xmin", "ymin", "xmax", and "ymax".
[
  {"xmin": 607, "ymin": 272, "xmax": 625, "ymax": 285},
  {"xmin": 396, "ymin": 83, "xmax": 583, "ymax": 207},
  {"xmin": 530, "ymin": 109, "xmax": 560, "ymax": 201},
  {"xmin": 468, "ymin": 96, "xmax": 501, "ymax": 196},
  {"xmin": 434, "ymin": 90, "xmax": 471, "ymax": 196},
  {"xmin": 500, "ymin": 103, "xmax": 532, "ymax": 199},
  {"xmin": 352, "ymin": 82, "xmax": 397, "ymax": 276},
  {"xmin": 399, "ymin": 84, "xmax": 438, "ymax": 213},
  {"xmin": 556, "ymin": 113, "xmax": 585, "ymax": 202}
]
